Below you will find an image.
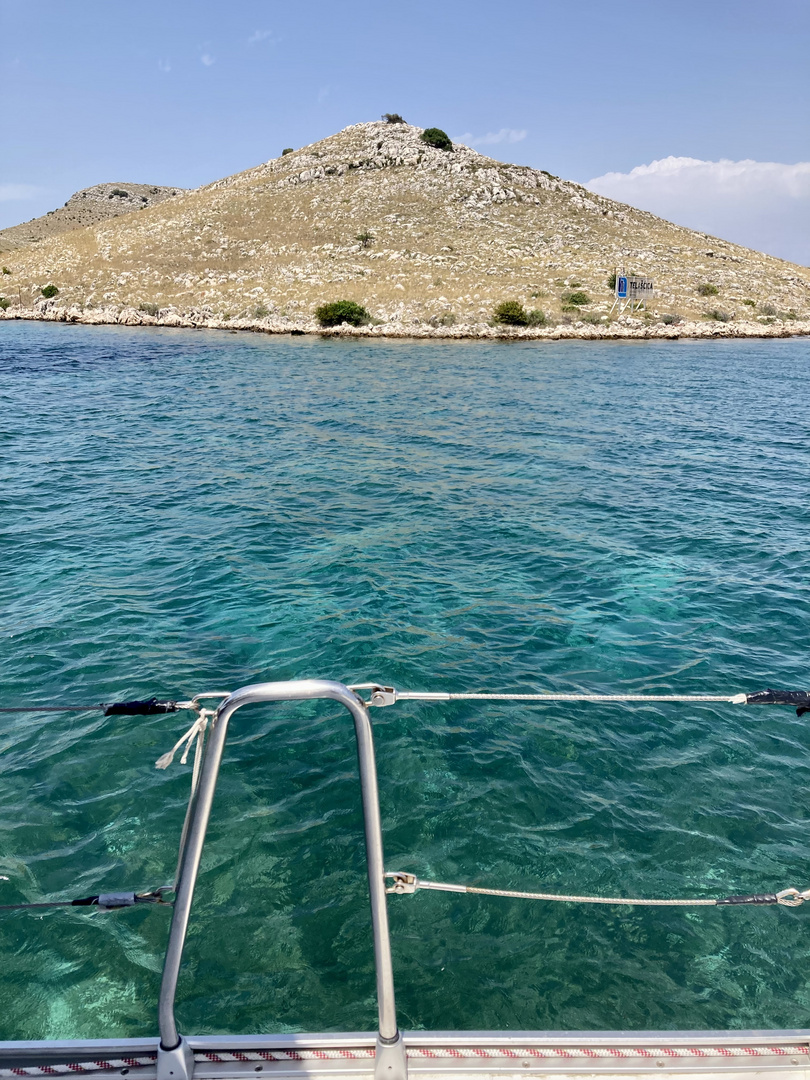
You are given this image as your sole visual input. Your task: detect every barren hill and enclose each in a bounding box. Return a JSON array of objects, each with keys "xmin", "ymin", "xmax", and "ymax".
[
  {"xmin": 1, "ymin": 121, "xmax": 809, "ymax": 338},
  {"xmin": 0, "ymin": 182, "xmax": 185, "ymax": 255}
]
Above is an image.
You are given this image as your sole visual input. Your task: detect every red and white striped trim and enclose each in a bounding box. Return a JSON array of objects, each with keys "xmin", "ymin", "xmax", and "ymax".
[
  {"xmin": 2, "ymin": 1059, "xmax": 156, "ymax": 1077},
  {"xmin": 406, "ymin": 1046, "xmax": 810, "ymax": 1060},
  {"xmin": 2, "ymin": 1045, "xmax": 808, "ymax": 1075}
]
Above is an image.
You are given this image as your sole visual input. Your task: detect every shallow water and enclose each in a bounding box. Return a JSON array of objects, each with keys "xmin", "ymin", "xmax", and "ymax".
[{"xmin": 1, "ymin": 323, "xmax": 810, "ymax": 1039}]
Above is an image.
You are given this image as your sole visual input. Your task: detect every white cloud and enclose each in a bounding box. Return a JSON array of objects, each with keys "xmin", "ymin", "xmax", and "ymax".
[
  {"xmin": 454, "ymin": 128, "xmax": 527, "ymax": 147},
  {"xmin": 200, "ymin": 53, "xmax": 215, "ymax": 66},
  {"xmin": 586, "ymin": 156, "xmax": 810, "ymax": 266},
  {"xmin": 248, "ymin": 29, "xmax": 273, "ymax": 44},
  {"xmin": 0, "ymin": 183, "xmax": 40, "ymax": 202}
]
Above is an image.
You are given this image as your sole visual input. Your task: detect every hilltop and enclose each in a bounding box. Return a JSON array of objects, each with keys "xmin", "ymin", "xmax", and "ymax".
[
  {"xmin": 0, "ymin": 182, "xmax": 185, "ymax": 253},
  {"xmin": 1, "ymin": 121, "xmax": 808, "ymax": 339}
]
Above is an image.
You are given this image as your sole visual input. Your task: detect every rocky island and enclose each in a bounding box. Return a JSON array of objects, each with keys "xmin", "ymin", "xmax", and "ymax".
[{"xmin": 1, "ymin": 120, "xmax": 808, "ymax": 340}]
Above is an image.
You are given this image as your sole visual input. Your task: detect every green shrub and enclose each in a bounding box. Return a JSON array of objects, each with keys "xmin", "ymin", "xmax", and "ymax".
[
  {"xmin": 382, "ymin": 113, "xmax": 405, "ymax": 124},
  {"xmin": 355, "ymin": 231, "xmax": 374, "ymax": 248},
  {"xmin": 0, "ymin": 298, "xmax": 9, "ymax": 311},
  {"xmin": 527, "ymin": 309, "xmax": 546, "ymax": 326},
  {"xmin": 742, "ymin": 298, "xmax": 756, "ymax": 307},
  {"xmin": 281, "ymin": 148, "xmax": 294, "ymax": 156},
  {"xmin": 41, "ymin": 284, "xmax": 59, "ymax": 298},
  {"xmin": 705, "ymin": 309, "xmax": 731, "ymax": 322},
  {"xmin": 429, "ymin": 311, "xmax": 456, "ymax": 327},
  {"xmin": 493, "ymin": 300, "xmax": 529, "ymax": 326},
  {"xmin": 253, "ymin": 304, "xmax": 270, "ymax": 318},
  {"xmin": 697, "ymin": 283, "xmax": 719, "ymax": 296},
  {"xmin": 580, "ymin": 311, "xmax": 604, "ymax": 325},
  {"xmin": 420, "ymin": 127, "xmax": 452, "ymax": 151},
  {"xmin": 314, "ymin": 300, "xmax": 370, "ymax": 327},
  {"xmin": 660, "ymin": 313, "xmax": 681, "ymax": 325},
  {"xmin": 562, "ymin": 290, "xmax": 590, "ymax": 306},
  {"xmin": 137, "ymin": 301, "xmax": 159, "ymax": 316},
  {"xmin": 1, "ymin": 267, "xmax": 10, "ymax": 275},
  {"xmin": 759, "ymin": 302, "xmax": 777, "ymax": 316},
  {"xmin": 109, "ymin": 188, "xmax": 129, "ymax": 198}
]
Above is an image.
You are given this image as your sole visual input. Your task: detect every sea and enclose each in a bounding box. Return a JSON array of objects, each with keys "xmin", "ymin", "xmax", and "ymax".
[{"xmin": 1, "ymin": 322, "xmax": 809, "ymax": 1040}]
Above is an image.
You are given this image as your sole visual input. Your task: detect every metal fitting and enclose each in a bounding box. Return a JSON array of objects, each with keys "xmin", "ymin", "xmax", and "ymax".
[
  {"xmin": 370, "ymin": 686, "xmax": 397, "ymax": 708},
  {"xmin": 385, "ymin": 872, "xmax": 418, "ymax": 894}
]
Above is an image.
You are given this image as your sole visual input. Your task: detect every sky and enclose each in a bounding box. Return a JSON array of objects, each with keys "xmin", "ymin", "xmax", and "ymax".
[{"xmin": 2, "ymin": 0, "xmax": 809, "ymax": 264}]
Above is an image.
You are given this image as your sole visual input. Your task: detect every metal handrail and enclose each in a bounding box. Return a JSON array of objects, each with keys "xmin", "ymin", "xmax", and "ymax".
[{"xmin": 156, "ymin": 680, "xmax": 407, "ymax": 1080}]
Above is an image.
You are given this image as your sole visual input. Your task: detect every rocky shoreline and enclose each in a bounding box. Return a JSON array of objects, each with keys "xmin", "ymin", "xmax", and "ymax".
[{"xmin": 2, "ymin": 302, "xmax": 808, "ymax": 341}]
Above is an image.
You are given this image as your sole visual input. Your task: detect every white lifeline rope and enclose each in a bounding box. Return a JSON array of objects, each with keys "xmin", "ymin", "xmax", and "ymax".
[
  {"xmin": 398, "ymin": 693, "xmax": 746, "ymax": 703},
  {"xmin": 350, "ymin": 684, "xmax": 748, "ymax": 706},
  {"xmin": 385, "ymin": 873, "xmax": 810, "ymax": 908}
]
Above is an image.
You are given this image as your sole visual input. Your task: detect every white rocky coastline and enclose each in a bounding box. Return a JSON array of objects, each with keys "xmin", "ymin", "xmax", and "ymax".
[{"xmin": 2, "ymin": 299, "xmax": 807, "ymax": 341}]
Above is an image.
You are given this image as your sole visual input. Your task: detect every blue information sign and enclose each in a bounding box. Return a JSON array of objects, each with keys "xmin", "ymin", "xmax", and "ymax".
[{"xmin": 617, "ymin": 276, "xmax": 628, "ymax": 299}]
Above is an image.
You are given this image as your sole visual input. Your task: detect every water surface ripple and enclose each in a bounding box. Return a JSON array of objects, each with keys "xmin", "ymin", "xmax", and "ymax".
[{"xmin": 1, "ymin": 324, "xmax": 809, "ymax": 1038}]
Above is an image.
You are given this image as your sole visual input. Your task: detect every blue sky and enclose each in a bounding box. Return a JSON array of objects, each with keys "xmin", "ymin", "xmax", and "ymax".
[{"xmin": 2, "ymin": 0, "xmax": 809, "ymax": 262}]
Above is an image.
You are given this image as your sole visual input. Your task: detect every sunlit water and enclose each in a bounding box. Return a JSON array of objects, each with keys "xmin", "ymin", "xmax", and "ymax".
[{"xmin": 1, "ymin": 322, "xmax": 810, "ymax": 1040}]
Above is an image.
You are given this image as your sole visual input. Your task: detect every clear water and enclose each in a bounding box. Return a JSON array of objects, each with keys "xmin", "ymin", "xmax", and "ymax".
[{"xmin": 1, "ymin": 322, "xmax": 810, "ymax": 1040}]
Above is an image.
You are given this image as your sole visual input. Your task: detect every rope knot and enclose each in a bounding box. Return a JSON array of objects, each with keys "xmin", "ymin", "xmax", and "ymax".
[{"xmin": 155, "ymin": 711, "xmax": 212, "ymax": 772}]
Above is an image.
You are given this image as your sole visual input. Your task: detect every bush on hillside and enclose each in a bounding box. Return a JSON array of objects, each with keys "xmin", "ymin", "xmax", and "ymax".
[
  {"xmin": 526, "ymin": 309, "xmax": 547, "ymax": 326},
  {"xmin": 759, "ymin": 302, "xmax": 777, "ymax": 316},
  {"xmin": 420, "ymin": 127, "xmax": 452, "ymax": 151},
  {"xmin": 138, "ymin": 301, "xmax": 159, "ymax": 316},
  {"xmin": 41, "ymin": 284, "xmax": 59, "ymax": 298},
  {"xmin": 110, "ymin": 189, "xmax": 129, "ymax": 198},
  {"xmin": 493, "ymin": 300, "xmax": 529, "ymax": 326},
  {"xmin": 355, "ymin": 231, "xmax": 374, "ymax": 248},
  {"xmin": 315, "ymin": 300, "xmax": 370, "ymax": 327},
  {"xmin": 697, "ymin": 283, "xmax": 719, "ymax": 296},
  {"xmin": 382, "ymin": 113, "xmax": 405, "ymax": 124},
  {"xmin": 705, "ymin": 309, "xmax": 731, "ymax": 322},
  {"xmin": 0, "ymin": 298, "xmax": 9, "ymax": 311},
  {"xmin": 281, "ymin": 148, "xmax": 294, "ymax": 156},
  {"xmin": 1, "ymin": 267, "xmax": 10, "ymax": 275},
  {"xmin": 607, "ymin": 272, "xmax": 617, "ymax": 290},
  {"xmin": 562, "ymin": 290, "xmax": 590, "ymax": 306}
]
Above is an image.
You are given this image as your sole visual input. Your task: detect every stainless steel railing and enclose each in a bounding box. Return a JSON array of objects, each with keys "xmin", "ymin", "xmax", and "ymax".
[{"xmin": 156, "ymin": 680, "xmax": 407, "ymax": 1080}]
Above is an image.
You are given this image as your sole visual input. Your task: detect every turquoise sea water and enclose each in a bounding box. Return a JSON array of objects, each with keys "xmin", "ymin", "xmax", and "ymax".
[{"xmin": 1, "ymin": 322, "xmax": 810, "ymax": 1040}]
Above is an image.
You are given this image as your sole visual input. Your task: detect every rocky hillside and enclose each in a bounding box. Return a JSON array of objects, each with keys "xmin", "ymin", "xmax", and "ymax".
[
  {"xmin": 1, "ymin": 122, "xmax": 808, "ymax": 337},
  {"xmin": 0, "ymin": 182, "xmax": 184, "ymax": 253}
]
